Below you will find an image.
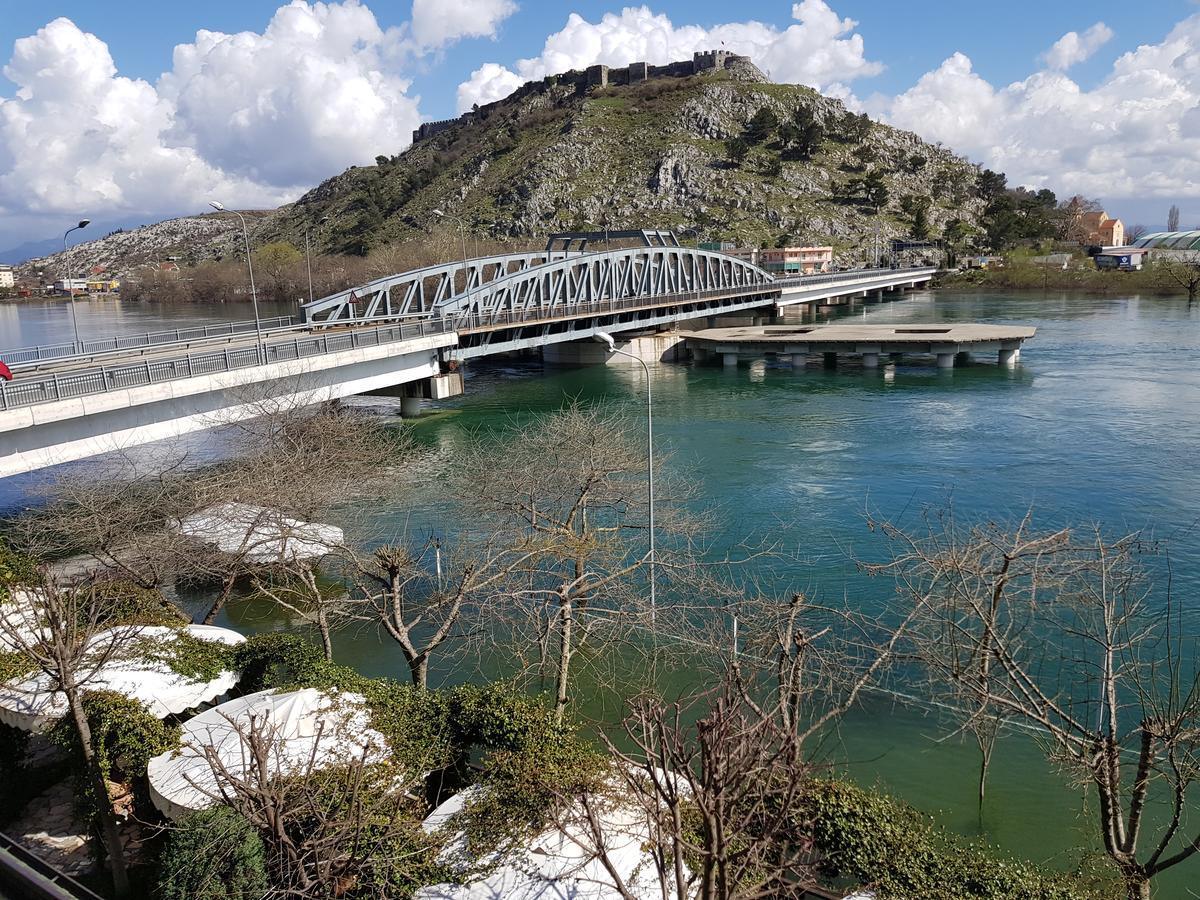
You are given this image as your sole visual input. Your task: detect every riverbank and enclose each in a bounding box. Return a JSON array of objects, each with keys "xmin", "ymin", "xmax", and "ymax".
[{"xmin": 935, "ymin": 263, "xmax": 1184, "ymax": 296}]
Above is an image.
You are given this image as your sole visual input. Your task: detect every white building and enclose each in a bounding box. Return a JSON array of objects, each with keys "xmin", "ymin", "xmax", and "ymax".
[{"xmin": 0, "ymin": 266, "xmax": 13, "ymax": 289}]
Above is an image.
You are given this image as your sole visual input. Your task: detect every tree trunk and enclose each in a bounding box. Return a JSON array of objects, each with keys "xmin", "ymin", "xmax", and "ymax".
[
  {"xmin": 67, "ymin": 691, "xmax": 129, "ymax": 898},
  {"xmin": 317, "ymin": 609, "xmax": 333, "ymax": 662},
  {"xmin": 1124, "ymin": 872, "xmax": 1151, "ymax": 900},
  {"xmin": 411, "ymin": 654, "xmax": 428, "ymax": 689},
  {"xmin": 201, "ymin": 574, "xmax": 238, "ymax": 625},
  {"xmin": 554, "ymin": 595, "xmax": 574, "ymax": 727}
]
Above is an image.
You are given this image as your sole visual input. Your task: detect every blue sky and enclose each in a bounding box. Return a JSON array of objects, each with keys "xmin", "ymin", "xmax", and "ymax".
[
  {"xmin": 2, "ymin": 0, "xmax": 1199, "ymax": 250},
  {"xmin": 4, "ymin": 0, "xmax": 1194, "ymax": 121}
]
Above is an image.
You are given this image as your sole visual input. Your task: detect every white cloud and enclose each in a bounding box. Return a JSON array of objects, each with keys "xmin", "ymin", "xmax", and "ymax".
[
  {"xmin": 411, "ymin": 0, "xmax": 518, "ymax": 50},
  {"xmin": 1042, "ymin": 22, "xmax": 1114, "ymax": 70},
  {"xmin": 877, "ymin": 14, "xmax": 1200, "ymax": 202},
  {"xmin": 0, "ymin": 17, "xmax": 281, "ymax": 222},
  {"xmin": 0, "ymin": 2, "xmax": 435, "ymax": 248},
  {"xmin": 457, "ymin": 1, "xmax": 882, "ymax": 111},
  {"xmin": 159, "ymin": 1, "xmax": 419, "ymax": 189}
]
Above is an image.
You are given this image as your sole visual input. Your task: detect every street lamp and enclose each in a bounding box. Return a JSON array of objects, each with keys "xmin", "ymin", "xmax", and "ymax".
[
  {"xmin": 594, "ymin": 330, "xmax": 656, "ymax": 622},
  {"xmin": 62, "ymin": 219, "xmax": 90, "ymax": 351},
  {"xmin": 303, "ymin": 216, "xmax": 329, "ymax": 307},
  {"xmin": 209, "ymin": 201, "xmax": 264, "ymax": 363},
  {"xmin": 432, "ymin": 209, "xmax": 472, "ymax": 314}
]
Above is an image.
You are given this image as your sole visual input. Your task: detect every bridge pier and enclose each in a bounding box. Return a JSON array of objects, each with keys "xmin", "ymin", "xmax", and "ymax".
[
  {"xmin": 723, "ymin": 352, "xmax": 738, "ymax": 368},
  {"xmin": 861, "ymin": 352, "xmax": 879, "ymax": 368},
  {"xmin": 936, "ymin": 352, "xmax": 956, "ymax": 369},
  {"xmin": 999, "ymin": 347, "xmax": 1020, "ymax": 366}
]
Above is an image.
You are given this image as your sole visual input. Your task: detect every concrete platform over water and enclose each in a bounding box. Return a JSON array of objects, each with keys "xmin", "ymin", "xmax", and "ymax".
[{"xmin": 688, "ymin": 323, "xmax": 1036, "ymax": 369}]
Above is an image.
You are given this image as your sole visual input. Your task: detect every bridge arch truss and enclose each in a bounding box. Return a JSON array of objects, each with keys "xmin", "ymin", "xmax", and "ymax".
[{"xmin": 302, "ymin": 246, "xmax": 776, "ymax": 327}]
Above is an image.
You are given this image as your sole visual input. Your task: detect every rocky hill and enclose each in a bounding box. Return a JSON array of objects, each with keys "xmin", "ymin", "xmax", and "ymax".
[
  {"xmin": 262, "ymin": 58, "xmax": 984, "ymax": 265},
  {"xmin": 20, "ymin": 58, "xmax": 987, "ymax": 277},
  {"xmin": 16, "ymin": 212, "xmax": 274, "ymax": 279}
]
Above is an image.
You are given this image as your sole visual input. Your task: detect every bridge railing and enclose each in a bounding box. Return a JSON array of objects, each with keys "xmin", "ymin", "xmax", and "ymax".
[
  {"xmin": 1, "ymin": 316, "xmax": 298, "ymax": 367},
  {"xmin": 0, "ymin": 267, "xmax": 937, "ymax": 413},
  {"xmin": 0, "ymin": 318, "xmax": 451, "ymax": 412}
]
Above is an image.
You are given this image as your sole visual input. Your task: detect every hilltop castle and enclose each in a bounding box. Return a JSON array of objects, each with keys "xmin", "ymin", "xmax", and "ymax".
[{"xmin": 411, "ymin": 50, "xmax": 756, "ymax": 144}]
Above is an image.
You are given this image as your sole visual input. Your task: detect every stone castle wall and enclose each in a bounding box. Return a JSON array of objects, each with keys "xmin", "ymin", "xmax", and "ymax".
[{"xmin": 411, "ymin": 50, "xmax": 751, "ymax": 144}]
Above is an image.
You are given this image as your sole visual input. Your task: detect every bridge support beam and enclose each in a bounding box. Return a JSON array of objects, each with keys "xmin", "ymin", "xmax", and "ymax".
[{"xmin": 999, "ymin": 348, "xmax": 1020, "ymax": 366}]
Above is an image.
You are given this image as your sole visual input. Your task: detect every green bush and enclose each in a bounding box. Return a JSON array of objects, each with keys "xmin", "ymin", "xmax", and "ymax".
[
  {"xmin": 50, "ymin": 690, "xmax": 180, "ymax": 818},
  {"xmin": 156, "ymin": 806, "xmax": 268, "ymax": 900},
  {"xmin": 801, "ymin": 780, "xmax": 1107, "ymax": 900},
  {"xmin": 90, "ymin": 579, "xmax": 189, "ymax": 628},
  {"xmin": 0, "ymin": 539, "xmax": 39, "ymax": 602},
  {"xmin": 230, "ymin": 631, "xmax": 331, "ymax": 692}
]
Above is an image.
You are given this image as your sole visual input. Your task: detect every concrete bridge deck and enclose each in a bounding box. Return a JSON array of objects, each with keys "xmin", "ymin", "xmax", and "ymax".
[{"xmin": 689, "ymin": 323, "xmax": 1036, "ymax": 368}]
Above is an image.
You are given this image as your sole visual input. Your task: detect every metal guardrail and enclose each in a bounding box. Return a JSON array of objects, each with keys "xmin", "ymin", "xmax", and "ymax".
[
  {"xmin": 1, "ymin": 315, "xmax": 297, "ymax": 366},
  {"xmin": 0, "ymin": 831, "xmax": 104, "ymax": 900},
  {"xmin": 0, "ymin": 268, "xmax": 935, "ymax": 414},
  {"xmin": 0, "ymin": 318, "xmax": 451, "ymax": 412}
]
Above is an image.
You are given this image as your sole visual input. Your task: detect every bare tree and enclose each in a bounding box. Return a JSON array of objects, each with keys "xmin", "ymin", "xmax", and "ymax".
[
  {"xmin": 1153, "ymin": 252, "xmax": 1200, "ymax": 302},
  {"xmin": 1126, "ymin": 224, "xmax": 1148, "ymax": 243},
  {"xmin": 1167, "ymin": 204, "xmax": 1181, "ymax": 232},
  {"xmin": 452, "ymin": 404, "xmax": 709, "ymax": 725},
  {"xmin": 555, "ymin": 588, "xmax": 925, "ymax": 900},
  {"xmin": 249, "ymin": 560, "xmax": 358, "ymax": 662},
  {"xmin": 868, "ymin": 511, "xmax": 1200, "ymax": 900},
  {"xmin": 0, "ymin": 577, "xmax": 144, "ymax": 897},
  {"xmin": 348, "ymin": 534, "xmax": 538, "ymax": 688},
  {"xmin": 196, "ymin": 713, "xmax": 432, "ymax": 899}
]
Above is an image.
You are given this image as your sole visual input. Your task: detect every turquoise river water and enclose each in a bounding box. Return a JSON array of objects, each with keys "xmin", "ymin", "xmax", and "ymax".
[{"xmin": 2, "ymin": 289, "xmax": 1198, "ymax": 892}]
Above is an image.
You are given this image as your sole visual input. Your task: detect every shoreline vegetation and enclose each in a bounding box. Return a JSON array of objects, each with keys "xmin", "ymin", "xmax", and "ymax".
[{"xmin": 935, "ymin": 261, "xmax": 1193, "ymax": 298}]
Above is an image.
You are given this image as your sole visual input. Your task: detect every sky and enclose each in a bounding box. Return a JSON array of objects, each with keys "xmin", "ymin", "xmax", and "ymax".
[{"xmin": 2, "ymin": 0, "xmax": 1199, "ymax": 253}]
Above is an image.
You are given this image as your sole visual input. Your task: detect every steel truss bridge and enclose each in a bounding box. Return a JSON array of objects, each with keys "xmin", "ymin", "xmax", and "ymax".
[{"xmin": 0, "ymin": 233, "xmax": 934, "ymax": 476}]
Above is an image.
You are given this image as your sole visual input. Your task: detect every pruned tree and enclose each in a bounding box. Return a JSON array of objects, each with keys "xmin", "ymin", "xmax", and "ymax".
[
  {"xmin": 12, "ymin": 400, "xmax": 403, "ymax": 627},
  {"xmin": 0, "ymin": 575, "xmax": 144, "ymax": 897},
  {"xmin": 868, "ymin": 510, "xmax": 1200, "ymax": 900},
  {"xmin": 194, "ymin": 712, "xmax": 435, "ymax": 898},
  {"xmin": 451, "ymin": 404, "xmax": 712, "ymax": 725},
  {"xmin": 1153, "ymin": 252, "xmax": 1200, "ymax": 302},
  {"xmin": 348, "ymin": 534, "xmax": 538, "ymax": 688}
]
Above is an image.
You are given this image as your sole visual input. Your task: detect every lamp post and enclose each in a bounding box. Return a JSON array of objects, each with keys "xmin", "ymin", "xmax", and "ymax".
[
  {"xmin": 62, "ymin": 219, "xmax": 90, "ymax": 351},
  {"xmin": 432, "ymin": 209, "xmax": 472, "ymax": 316},
  {"xmin": 594, "ymin": 330, "xmax": 656, "ymax": 623},
  {"xmin": 303, "ymin": 216, "xmax": 329, "ymax": 307},
  {"xmin": 209, "ymin": 201, "xmax": 264, "ymax": 363}
]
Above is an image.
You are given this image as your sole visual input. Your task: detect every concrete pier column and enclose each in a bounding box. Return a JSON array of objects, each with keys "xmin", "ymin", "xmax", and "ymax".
[
  {"xmin": 861, "ymin": 353, "xmax": 879, "ymax": 368},
  {"xmin": 723, "ymin": 352, "xmax": 738, "ymax": 368},
  {"xmin": 936, "ymin": 352, "xmax": 955, "ymax": 369},
  {"xmin": 792, "ymin": 353, "xmax": 805, "ymax": 368},
  {"xmin": 823, "ymin": 352, "xmax": 838, "ymax": 368},
  {"xmin": 401, "ymin": 396, "xmax": 422, "ymax": 417},
  {"xmin": 998, "ymin": 348, "xmax": 1019, "ymax": 366}
]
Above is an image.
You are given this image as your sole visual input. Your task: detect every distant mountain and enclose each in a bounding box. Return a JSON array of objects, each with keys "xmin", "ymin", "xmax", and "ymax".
[{"xmin": 0, "ymin": 238, "xmax": 61, "ymax": 266}]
